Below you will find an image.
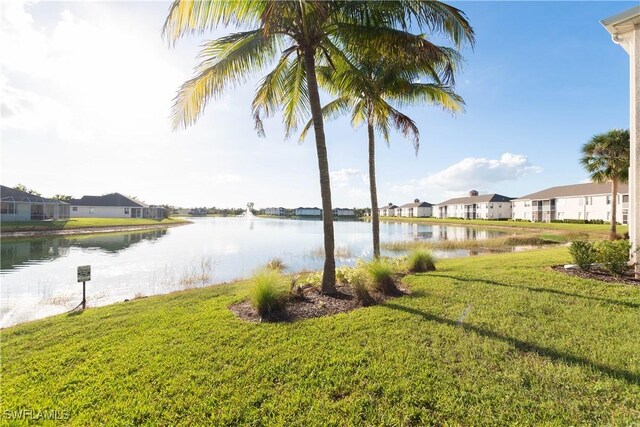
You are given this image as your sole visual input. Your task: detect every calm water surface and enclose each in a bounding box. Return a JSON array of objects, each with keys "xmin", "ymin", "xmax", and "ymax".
[{"xmin": 1, "ymin": 217, "xmax": 504, "ymax": 327}]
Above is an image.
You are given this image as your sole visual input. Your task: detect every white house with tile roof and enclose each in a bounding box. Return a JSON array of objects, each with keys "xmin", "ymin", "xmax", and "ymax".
[
  {"xmin": 69, "ymin": 193, "xmax": 165, "ymax": 219},
  {"xmin": 435, "ymin": 191, "xmax": 513, "ymax": 220},
  {"xmin": 512, "ymin": 182, "xmax": 629, "ymax": 223},
  {"xmin": 397, "ymin": 199, "xmax": 433, "ymax": 218}
]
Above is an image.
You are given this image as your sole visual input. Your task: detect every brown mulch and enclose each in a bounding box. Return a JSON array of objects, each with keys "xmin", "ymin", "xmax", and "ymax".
[
  {"xmin": 229, "ymin": 283, "xmax": 408, "ymax": 323},
  {"xmin": 551, "ymin": 265, "xmax": 640, "ymax": 286}
]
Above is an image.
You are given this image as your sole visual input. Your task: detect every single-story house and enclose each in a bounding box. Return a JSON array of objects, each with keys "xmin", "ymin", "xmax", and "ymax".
[
  {"xmin": 379, "ymin": 203, "xmax": 398, "ymax": 217},
  {"xmin": 512, "ymin": 182, "xmax": 629, "ymax": 223},
  {"xmin": 69, "ymin": 193, "xmax": 166, "ymax": 219},
  {"xmin": 1, "ymin": 185, "xmax": 70, "ymax": 222},
  {"xmin": 398, "ymin": 199, "xmax": 432, "ymax": 218},
  {"xmin": 294, "ymin": 207, "xmax": 322, "ymax": 216},
  {"xmin": 333, "ymin": 208, "xmax": 355, "ymax": 217},
  {"xmin": 435, "ymin": 190, "xmax": 513, "ymax": 220}
]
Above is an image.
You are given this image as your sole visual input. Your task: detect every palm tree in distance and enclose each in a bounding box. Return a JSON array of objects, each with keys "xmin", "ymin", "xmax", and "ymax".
[
  {"xmin": 300, "ymin": 43, "xmax": 467, "ymax": 258},
  {"xmin": 580, "ymin": 129, "xmax": 630, "ymax": 239},
  {"xmin": 162, "ymin": 1, "xmax": 474, "ymax": 292}
]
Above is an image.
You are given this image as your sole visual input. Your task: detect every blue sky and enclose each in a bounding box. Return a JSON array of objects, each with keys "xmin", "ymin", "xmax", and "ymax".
[{"xmin": 0, "ymin": 1, "xmax": 634, "ymax": 208}]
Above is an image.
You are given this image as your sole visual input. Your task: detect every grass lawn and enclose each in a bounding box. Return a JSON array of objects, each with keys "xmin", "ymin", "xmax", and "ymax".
[
  {"xmin": 0, "ymin": 217, "xmax": 189, "ymax": 232},
  {"xmin": 1, "ymin": 247, "xmax": 639, "ymax": 425},
  {"xmin": 379, "ymin": 216, "xmax": 628, "ymax": 237}
]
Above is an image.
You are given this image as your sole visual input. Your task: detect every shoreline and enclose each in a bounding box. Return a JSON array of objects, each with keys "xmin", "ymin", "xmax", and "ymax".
[{"xmin": 1, "ymin": 220, "xmax": 191, "ymax": 239}]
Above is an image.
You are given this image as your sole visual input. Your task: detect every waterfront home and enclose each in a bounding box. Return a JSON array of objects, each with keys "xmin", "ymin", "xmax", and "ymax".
[
  {"xmin": 0, "ymin": 185, "xmax": 70, "ymax": 222},
  {"xmin": 398, "ymin": 199, "xmax": 433, "ymax": 218},
  {"xmin": 294, "ymin": 207, "xmax": 322, "ymax": 216},
  {"xmin": 435, "ymin": 190, "xmax": 513, "ymax": 220},
  {"xmin": 512, "ymin": 182, "xmax": 629, "ymax": 223},
  {"xmin": 379, "ymin": 203, "xmax": 399, "ymax": 217},
  {"xmin": 263, "ymin": 207, "xmax": 286, "ymax": 216},
  {"xmin": 69, "ymin": 193, "xmax": 165, "ymax": 219},
  {"xmin": 333, "ymin": 208, "xmax": 355, "ymax": 217}
]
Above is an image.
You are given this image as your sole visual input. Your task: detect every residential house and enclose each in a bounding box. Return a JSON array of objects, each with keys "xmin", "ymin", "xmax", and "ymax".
[
  {"xmin": 263, "ymin": 207, "xmax": 286, "ymax": 216},
  {"xmin": 1, "ymin": 185, "xmax": 70, "ymax": 222},
  {"xmin": 333, "ymin": 208, "xmax": 355, "ymax": 217},
  {"xmin": 512, "ymin": 182, "xmax": 629, "ymax": 223},
  {"xmin": 69, "ymin": 193, "xmax": 165, "ymax": 219},
  {"xmin": 435, "ymin": 190, "xmax": 513, "ymax": 220},
  {"xmin": 294, "ymin": 207, "xmax": 322, "ymax": 216},
  {"xmin": 398, "ymin": 199, "xmax": 433, "ymax": 218},
  {"xmin": 379, "ymin": 203, "xmax": 399, "ymax": 217}
]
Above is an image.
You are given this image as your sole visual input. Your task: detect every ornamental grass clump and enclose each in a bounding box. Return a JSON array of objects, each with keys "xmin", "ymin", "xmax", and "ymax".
[
  {"xmin": 366, "ymin": 259, "xmax": 398, "ymax": 295},
  {"xmin": 569, "ymin": 241, "xmax": 597, "ymax": 271},
  {"xmin": 265, "ymin": 258, "xmax": 287, "ymax": 272},
  {"xmin": 407, "ymin": 249, "xmax": 436, "ymax": 273},
  {"xmin": 249, "ymin": 269, "xmax": 287, "ymax": 316},
  {"xmin": 351, "ymin": 276, "xmax": 376, "ymax": 307},
  {"xmin": 596, "ymin": 240, "xmax": 631, "ymax": 276}
]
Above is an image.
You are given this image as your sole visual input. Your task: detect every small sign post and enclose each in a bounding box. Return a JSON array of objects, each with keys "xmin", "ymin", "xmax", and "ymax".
[{"xmin": 77, "ymin": 265, "xmax": 91, "ymax": 309}]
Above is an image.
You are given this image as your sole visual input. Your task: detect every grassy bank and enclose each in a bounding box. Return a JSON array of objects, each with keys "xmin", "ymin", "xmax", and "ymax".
[
  {"xmin": 0, "ymin": 217, "xmax": 189, "ymax": 233},
  {"xmin": 2, "ymin": 247, "xmax": 639, "ymax": 425},
  {"xmin": 379, "ymin": 216, "xmax": 628, "ymax": 236}
]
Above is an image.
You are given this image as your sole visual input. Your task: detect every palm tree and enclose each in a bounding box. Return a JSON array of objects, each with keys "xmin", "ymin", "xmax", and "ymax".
[
  {"xmin": 162, "ymin": 1, "xmax": 474, "ymax": 292},
  {"xmin": 580, "ymin": 129, "xmax": 630, "ymax": 239},
  {"xmin": 300, "ymin": 43, "xmax": 467, "ymax": 258}
]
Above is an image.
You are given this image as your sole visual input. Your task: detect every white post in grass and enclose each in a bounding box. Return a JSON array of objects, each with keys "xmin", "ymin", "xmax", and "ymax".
[{"xmin": 602, "ymin": 6, "xmax": 640, "ymax": 275}]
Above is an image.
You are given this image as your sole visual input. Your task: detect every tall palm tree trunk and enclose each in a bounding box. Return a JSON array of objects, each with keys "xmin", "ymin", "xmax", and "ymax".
[
  {"xmin": 611, "ymin": 178, "xmax": 619, "ymax": 240},
  {"xmin": 367, "ymin": 121, "xmax": 380, "ymax": 258},
  {"xmin": 303, "ymin": 48, "xmax": 336, "ymax": 294}
]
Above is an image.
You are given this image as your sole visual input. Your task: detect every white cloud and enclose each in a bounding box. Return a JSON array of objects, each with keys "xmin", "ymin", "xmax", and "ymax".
[
  {"xmin": 330, "ymin": 168, "xmax": 365, "ymax": 187},
  {"xmin": 420, "ymin": 153, "xmax": 542, "ymax": 191}
]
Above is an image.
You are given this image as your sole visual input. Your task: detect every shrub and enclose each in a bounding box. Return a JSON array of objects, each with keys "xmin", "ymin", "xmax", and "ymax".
[
  {"xmin": 569, "ymin": 241, "xmax": 597, "ymax": 271},
  {"xmin": 366, "ymin": 259, "xmax": 398, "ymax": 295},
  {"xmin": 596, "ymin": 240, "xmax": 630, "ymax": 276},
  {"xmin": 407, "ymin": 249, "xmax": 436, "ymax": 273},
  {"xmin": 249, "ymin": 269, "xmax": 287, "ymax": 316},
  {"xmin": 351, "ymin": 276, "xmax": 375, "ymax": 307},
  {"xmin": 265, "ymin": 258, "xmax": 287, "ymax": 272}
]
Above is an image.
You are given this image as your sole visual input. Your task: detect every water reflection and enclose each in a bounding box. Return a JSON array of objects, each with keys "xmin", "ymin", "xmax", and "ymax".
[
  {"xmin": 1, "ymin": 229, "xmax": 167, "ymax": 272},
  {"xmin": 1, "ymin": 218, "xmax": 506, "ymax": 327}
]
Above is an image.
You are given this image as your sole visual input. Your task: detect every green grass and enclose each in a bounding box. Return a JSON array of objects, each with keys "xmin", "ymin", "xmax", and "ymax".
[
  {"xmin": 1, "ymin": 217, "xmax": 189, "ymax": 232},
  {"xmin": 249, "ymin": 269, "xmax": 288, "ymax": 316},
  {"xmin": 382, "ymin": 234, "xmax": 562, "ymax": 252},
  {"xmin": 378, "ymin": 216, "xmax": 628, "ymax": 236},
  {"xmin": 407, "ymin": 249, "xmax": 436, "ymax": 272},
  {"xmin": 2, "ymin": 247, "xmax": 639, "ymax": 425}
]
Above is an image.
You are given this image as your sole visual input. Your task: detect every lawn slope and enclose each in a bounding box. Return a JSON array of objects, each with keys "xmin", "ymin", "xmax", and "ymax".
[{"xmin": 2, "ymin": 247, "xmax": 639, "ymax": 425}]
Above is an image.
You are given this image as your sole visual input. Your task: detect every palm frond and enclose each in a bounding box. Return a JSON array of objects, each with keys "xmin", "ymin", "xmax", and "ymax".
[
  {"xmin": 298, "ymin": 96, "xmax": 354, "ymax": 143},
  {"xmin": 171, "ymin": 30, "xmax": 280, "ymax": 130},
  {"xmin": 162, "ymin": 0, "xmax": 265, "ymax": 44}
]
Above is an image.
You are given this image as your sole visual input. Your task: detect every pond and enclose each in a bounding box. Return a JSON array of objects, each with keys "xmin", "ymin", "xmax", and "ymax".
[{"xmin": 1, "ymin": 217, "xmax": 505, "ymax": 327}]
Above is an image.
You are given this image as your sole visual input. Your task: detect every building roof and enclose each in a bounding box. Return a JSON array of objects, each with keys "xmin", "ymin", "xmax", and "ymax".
[
  {"xmin": 295, "ymin": 207, "xmax": 321, "ymax": 210},
  {"xmin": 69, "ymin": 193, "xmax": 148, "ymax": 208},
  {"xmin": 398, "ymin": 201, "xmax": 432, "ymax": 208},
  {"xmin": 437, "ymin": 193, "xmax": 513, "ymax": 206},
  {"xmin": 515, "ymin": 182, "xmax": 630, "ymax": 201},
  {"xmin": 0, "ymin": 185, "xmax": 68, "ymax": 204}
]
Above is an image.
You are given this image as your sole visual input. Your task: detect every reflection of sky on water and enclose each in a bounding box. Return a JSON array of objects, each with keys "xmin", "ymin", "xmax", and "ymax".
[{"xmin": 1, "ymin": 218, "xmax": 504, "ymax": 327}]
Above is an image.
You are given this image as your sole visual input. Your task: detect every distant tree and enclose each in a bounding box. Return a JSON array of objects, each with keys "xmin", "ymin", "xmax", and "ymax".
[
  {"xmin": 14, "ymin": 184, "xmax": 41, "ymax": 196},
  {"xmin": 53, "ymin": 194, "xmax": 73, "ymax": 201},
  {"xmin": 580, "ymin": 129, "xmax": 630, "ymax": 239}
]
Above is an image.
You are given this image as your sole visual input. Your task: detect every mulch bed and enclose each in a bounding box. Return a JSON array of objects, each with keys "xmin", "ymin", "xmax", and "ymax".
[
  {"xmin": 229, "ymin": 282, "xmax": 408, "ymax": 323},
  {"xmin": 551, "ymin": 265, "xmax": 640, "ymax": 286}
]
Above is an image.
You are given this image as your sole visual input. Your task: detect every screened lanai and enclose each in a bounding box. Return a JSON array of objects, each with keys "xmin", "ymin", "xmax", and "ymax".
[{"xmin": 0, "ymin": 185, "xmax": 70, "ymax": 222}]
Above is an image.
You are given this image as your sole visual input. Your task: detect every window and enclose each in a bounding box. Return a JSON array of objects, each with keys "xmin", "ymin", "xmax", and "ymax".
[
  {"xmin": 498, "ymin": 204, "xmax": 502, "ymax": 208},
  {"xmin": 606, "ymin": 195, "xmax": 611, "ymax": 205},
  {"xmin": 90, "ymin": 208, "xmax": 95, "ymax": 215},
  {"xmin": 124, "ymin": 208, "xmax": 130, "ymax": 215},
  {"xmin": 607, "ymin": 212, "xmax": 611, "ymax": 220},
  {"xmin": 1, "ymin": 202, "xmax": 15, "ymax": 214},
  {"xmin": 72, "ymin": 206, "xmax": 78, "ymax": 212},
  {"xmin": 622, "ymin": 195, "xmax": 629, "ymax": 203},
  {"xmin": 489, "ymin": 204, "xmax": 494, "ymax": 209}
]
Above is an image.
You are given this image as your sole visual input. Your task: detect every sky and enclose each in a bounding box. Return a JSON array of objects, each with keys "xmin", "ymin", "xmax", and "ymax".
[{"xmin": 0, "ymin": 0, "xmax": 635, "ymax": 208}]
